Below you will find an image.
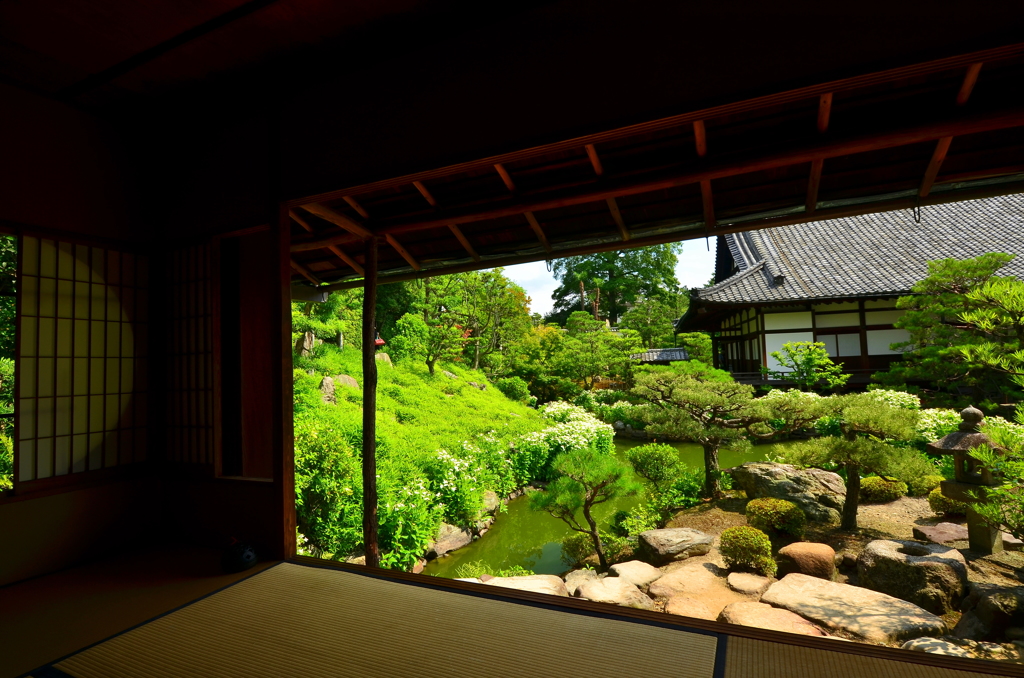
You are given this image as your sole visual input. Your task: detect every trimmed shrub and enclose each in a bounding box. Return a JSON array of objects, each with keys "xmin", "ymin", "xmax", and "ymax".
[
  {"xmin": 908, "ymin": 474, "xmax": 945, "ymax": 497},
  {"xmin": 495, "ymin": 376, "xmax": 531, "ymax": 403},
  {"xmin": 746, "ymin": 498, "xmax": 806, "ymax": 537},
  {"xmin": 859, "ymin": 476, "xmax": 908, "ymax": 503},
  {"xmin": 928, "ymin": 487, "xmax": 971, "ymax": 516},
  {"xmin": 720, "ymin": 526, "xmax": 777, "ymax": 577}
]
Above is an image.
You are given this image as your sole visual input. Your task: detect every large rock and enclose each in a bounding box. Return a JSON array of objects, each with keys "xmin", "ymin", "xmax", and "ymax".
[
  {"xmin": 482, "ymin": 490, "xmax": 501, "ymax": 514},
  {"xmin": 856, "ymin": 540, "xmax": 968, "ymax": 615},
  {"xmin": 295, "ymin": 331, "xmax": 315, "ymax": 357},
  {"xmin": 730, "ymin": 462, "xmax": 845, "ymax": 523},
  {"xmin": 900, "ymin": 638, "xmax": 973, "ymax": 657},
  {"xmin": 777, "ymin": 542, "xmax": 836, "ymax": 580},
  {"xmin": 718, "ymin": 602, "xmax": 826, "ymax": 636},
  {"xmin": 564, "ymin": 569, "xmax": 600, "ymax": 597},
  {"xmin": 637, "ymin": 528, "xmax": 713, "ymax": 565},
  {"xmin": 665, "ymin": 595, "xmax": 717, "ymax": 620},
  {"xmin": 609, "ymin": 560, "xmax": 663, "ymax": 589},
  {"xmin": 426, "ymin": 523, "xmax": 473, "ymax": 559},
  {"xmin": 485, "ymin": 575, "xmax": 569, "ymax": 597},
  {"xmin": 912, "ymin": 523, "xmax": 969, "ymax": 545},
  {"xmin": 319, "ymin": 376, "xmax": 336, "ymax": 404},
  {"xmin": 762, "ymin": 573, "xmax": 948, "ymax": 644},
  {"xmin": 334, "ymin": 374, "xmax": 359, "ymax": 389},
  {"xmin": 576, "ymin": 577, "xmax": 655, "ymax": 610},
  {"xmin": 375, "ymin": 352, "xmax": 393, "ymax": 366},
  {"xmin": 954, "ymin": 583, "xmax": 1024, "ymax": 641},
  {"xmin": 727, "ymin": 572, "xmax": 771, "ymax": 598}
]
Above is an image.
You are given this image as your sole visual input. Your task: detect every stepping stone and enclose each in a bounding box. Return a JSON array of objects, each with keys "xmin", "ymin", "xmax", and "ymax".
[
  {"xmin": 1004, "ymin": 532, "xmax": 1023, "ymax": 551},
  {"xmin": 665, "ymin": 595, "xmax": 716, "ymax": 620},
  {"xmin": 563, "ymin": 569, "xmax": 599, "ymax": 596},
  {"xmin": 777, "ymin": 542, "xmax": 835, "ymax": 580},
  {"xmin": 485, "ymin": 575, "xmax": 569, "ymax": 597},
  {"xmin": 912, "ymin": 522, "xmax": 969, "ymax": 544},
  {"xmin": 718, "ymin": 601, "xmax": 826, "ymax": 636},
  {"xmin": 761, "ymin": 573, "xmax": 947, "ymax": 644},
  {"xmin": 576, "ymin": 577, "xmax": 655, "ymax": 610},
  {"xmin": 727, "ymin": 572, "xmax": 771, "ymax": 597},
  {"xmin": 901, "ymin": 638, "xmax": 973, "ymax": 658},
  {"xmin": 609, "ymin": 560, "xmax": 663, "ymax": 589}
]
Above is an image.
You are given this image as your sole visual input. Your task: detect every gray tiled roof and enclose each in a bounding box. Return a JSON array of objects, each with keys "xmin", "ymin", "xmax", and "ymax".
[
  {"xmin": 631, "ymin": 347, "xmax": 690, "ymax": 363},
  {"xmin": 696, "ymin": 194, "xmax": 1024, "ymax": 305}
]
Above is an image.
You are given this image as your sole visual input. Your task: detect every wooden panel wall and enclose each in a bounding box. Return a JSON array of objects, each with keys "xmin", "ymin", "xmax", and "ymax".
[
  {"xmin": 164, "ymin": 244, "xmax": 215, "ymax": 466},
  {"xmin": 16, "ymin": 236, "xmax": 149, "ymax": 485}
]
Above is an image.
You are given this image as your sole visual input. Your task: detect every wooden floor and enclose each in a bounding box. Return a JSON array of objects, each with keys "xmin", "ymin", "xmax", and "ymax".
[
  {"xmin": 0, "ymin": 545, "xmax": 277, "ymax": 678},
  {"xmin": 3, "ymin": 550, "xmax": 1021, "ymax": 678}
]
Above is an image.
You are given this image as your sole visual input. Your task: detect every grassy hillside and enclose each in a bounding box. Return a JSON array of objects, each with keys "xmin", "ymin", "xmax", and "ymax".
[{"xmin": 292, "ymin": 345, "xmax": 548, "ymax": 568}]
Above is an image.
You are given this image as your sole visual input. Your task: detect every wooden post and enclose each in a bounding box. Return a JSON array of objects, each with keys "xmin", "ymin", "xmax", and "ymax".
[{"xmin": 362, "ymin": 236, "xmax": 380, "ymax": 568}]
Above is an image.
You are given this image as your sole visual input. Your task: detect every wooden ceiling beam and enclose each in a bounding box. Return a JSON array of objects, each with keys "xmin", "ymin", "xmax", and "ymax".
[
  {"xmin": 807, "ymin": 93, "xmax": 834, "ymax": 213},
  {"xmin": 343, "ymin": 196, "xmax": 371, "ymax": 219},
  {"xmin": 291, "ymin": 104, "xmax": 1024, "ymax": 252},
  {"xmin": 301, "ymin": 203, "xmax": 374, "ymax": 239},
  {"xmin": 291, "ymin": 259, "xmax": 322, "ymax": 286},
  {"xmin": 585, "ymin": 144, "xmax": 604, "ymax": 176},
  {"xmin": 313, "ymin": 180, "xmax": 1024, "ymax": 291},
  {"xmin": 494, "ymin": 163, "xmax": 517, "ymax": 192},
  {"xmin": 412, "ymin": 181, "xmax": 437, "ymax": 207},
  {"xmin": 524, "ymin": 212, "xmax": 552, "ymax": 253},
  {"xmin": 448, "ymin": 224, "xmax": 480, "ymax": 261},
  {"xmin": 920, "ymin": 62, "xmax": 984, "ymax": 198},
  {"xmin": 385, "ymin": 234, "xmax": 421, "ymax": 271}
]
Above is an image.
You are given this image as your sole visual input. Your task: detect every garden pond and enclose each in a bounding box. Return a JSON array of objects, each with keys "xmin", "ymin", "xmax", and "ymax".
[{"xmin": 423, "ymin": 439, "xmax": 786, "ymax": 578}]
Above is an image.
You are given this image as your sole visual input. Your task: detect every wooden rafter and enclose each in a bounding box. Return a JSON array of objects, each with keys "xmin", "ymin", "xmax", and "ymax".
[
  {"xmin": 412, "ymin": 181, "xmax": 437, "ymax": 206},
  {"xmin": 494, "ymin": 163, "xmax": 516, "ymax": 192},
  {"xmin": 289, "ymin": 210, "xmax": 315, "ymax": 233},
  {"xmin": 585, "ymin": 144, "xmax": 628, "ymax": 241},
  {"xmin": 291, "ymin": 208, "xmax": 366, "ymax": 275},
  {"xmin": 693, "ymin": 120, "xmax": 707, "ymax": 157},
  {"xmin": 291, "ymin": 259, "xmax": 322, "ymax": 285},
  {"xmin": 385, "ymin": 234, "xmax": 421, "ymax": 270},
  {"xmin": 807, "ymin": 93, "xmax": 834, "ymax": 213},
  {"xmin": 301, "ymin": 202, "xmax": 373, "ymax": 239},
  {"xmin": 524, "ymin": 212, "xmax": 551, "ymax": 252},
  {"xmin": 920, "ymin": 62, "xmax": 984, "ymax": 198},
  {"xmin": 585, "ymin": 144, "xmax": 604, "ymax": 175},
  {"xmin": 700, "ymin": 180, "xmax": 716, "ymax": 229},
  {"xmin": 343, "ymin": 195, "xmax": 370, "ymax": 219},
  {"xmin": 448, "ymin": 224, "xmax": 480, "ymax": 261}
]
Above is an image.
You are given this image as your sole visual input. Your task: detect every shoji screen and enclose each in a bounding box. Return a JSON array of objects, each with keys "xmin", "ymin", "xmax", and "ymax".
[
  {"xmin": 17, "ymin": 237, "xmax": 149, "ymax": 482},
  {"xmin": 166, "ymin": 244, "xmax": 215, "ymax": 466}
]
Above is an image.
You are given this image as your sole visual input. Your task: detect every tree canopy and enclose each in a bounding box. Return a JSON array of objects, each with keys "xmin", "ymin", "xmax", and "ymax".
[{"xmin": 546, "ymin": 245, "xmax": 682, "ymax": 325}]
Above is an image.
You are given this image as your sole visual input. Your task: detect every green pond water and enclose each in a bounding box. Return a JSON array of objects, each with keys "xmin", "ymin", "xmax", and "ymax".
[{"xmin": 422, "ymin": 439, "xmax": 775, "ymax": 579}]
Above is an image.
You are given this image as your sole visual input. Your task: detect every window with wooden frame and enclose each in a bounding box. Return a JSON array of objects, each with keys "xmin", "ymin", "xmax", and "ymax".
[{"xmin": 13, "ymin": 236, "xmax": 149, "ymax": 491}]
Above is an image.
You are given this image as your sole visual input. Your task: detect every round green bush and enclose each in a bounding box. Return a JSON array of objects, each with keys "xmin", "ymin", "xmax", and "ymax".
[
  {"xmin": 719, "ymin": 526, "xmax": 777, "ymax": 577},
  {"xmin": 495, "ymin": 376, "xmax": 531, "ymax": 403},
  {"xmin": 859, "ymin": 476, "xmax": 908, "ymax": 503},
  {"xmin": 746, "ymin": 498, "xmax": 806, "ymax": 537},
  {"xmin": 928, "ymin": 487, "xmax": 971, "ymax": 516},
  {"xmin": 907, "ymin": 474, "xmax": 945, "ymax": 497}
]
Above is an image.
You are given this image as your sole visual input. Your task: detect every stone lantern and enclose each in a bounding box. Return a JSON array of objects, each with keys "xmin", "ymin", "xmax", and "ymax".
[{"xmin": 926, "ymin": 406, "xmax": 1004, "ymax": 554}]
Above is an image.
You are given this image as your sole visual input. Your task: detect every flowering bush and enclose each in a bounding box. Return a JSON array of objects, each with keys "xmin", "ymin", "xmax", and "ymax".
[
  {"xmin": 865, "ymin": 388, "xmax": 921, "ymax": 410},
  {"xmin": 915, "ymin": 408, "xmax": 962, "ymax": 443},
  {"xmin": 512, "ymin": 403, "xmax": 615, "ymax": 481},
  {"xmin": 378, "ymin": 477, "xmax": 444, "ymax": 571}
]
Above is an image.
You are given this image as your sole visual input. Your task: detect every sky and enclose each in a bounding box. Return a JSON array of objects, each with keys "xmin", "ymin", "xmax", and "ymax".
[{"xmin": 500, "ymin": 238, "xmax": 718, "ymax": 317}]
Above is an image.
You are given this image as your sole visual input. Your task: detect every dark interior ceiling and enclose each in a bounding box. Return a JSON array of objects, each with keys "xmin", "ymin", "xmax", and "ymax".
[{"xmin": 4, "ymin": 1, "xmax": 1024, "ymax": 292}]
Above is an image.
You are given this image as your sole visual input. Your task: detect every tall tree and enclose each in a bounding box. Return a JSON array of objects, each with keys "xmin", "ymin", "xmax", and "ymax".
[
  {"xmin": 553, "ymin": 312, "xmax": 641, "ymax": 390},
  {"xmin": 456, "ymin": 269, "xmax": 532, "ymax": 371},
  {"xmin": 390, "ymin": 276, "xmax": 468, "ymax": 375},
  {"xmin": 876, "ymin": 253, "xmax": 1019, "ymax": 404},
  {"xmin": 546, "ymin": 245, "xmax": 681, "ymax": 325},
  {"xmin": 619, "ymin": 297, "xmax": 676, "ymax": 349}
]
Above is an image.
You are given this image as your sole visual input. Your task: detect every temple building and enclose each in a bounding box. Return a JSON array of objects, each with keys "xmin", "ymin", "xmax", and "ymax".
[{"xmin": 676, "ymin": 194, "xmax": 1024, "ymax": 382}]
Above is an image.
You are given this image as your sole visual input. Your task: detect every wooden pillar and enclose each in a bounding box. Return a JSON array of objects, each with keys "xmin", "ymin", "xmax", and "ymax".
[{"xmin": 362, "ymin": 237, "xmax": 380, "ymax": 567}]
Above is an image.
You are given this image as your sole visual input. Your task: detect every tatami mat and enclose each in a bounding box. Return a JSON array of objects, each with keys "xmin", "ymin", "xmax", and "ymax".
[
  {"xmin": 724, "ymin": 637, "xmax": 997, "ymax": 678},
  {"xmin": 53, "ymin": 562, "xmax": 719, "ymax": 678}
]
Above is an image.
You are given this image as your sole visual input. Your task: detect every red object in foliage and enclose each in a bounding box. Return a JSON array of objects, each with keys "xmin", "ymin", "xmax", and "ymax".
[{"xmin": 374, "ymin": 336, "xmax": 386, "ymax": 347}]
